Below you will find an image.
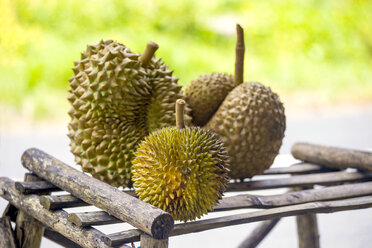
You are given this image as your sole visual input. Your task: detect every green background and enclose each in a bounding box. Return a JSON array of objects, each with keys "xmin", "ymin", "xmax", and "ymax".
[{"xmin": 1, "ymin": 0, "xmax": 372, "ymax": 120}]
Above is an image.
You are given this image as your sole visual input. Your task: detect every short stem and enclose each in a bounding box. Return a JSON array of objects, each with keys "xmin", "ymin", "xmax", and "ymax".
[
  {"xmin": 139, "ymin": 41, "xmax": 159, "ymax": 67},
  {"xmin": 175, "ymin": 99, "xmax": 186, "ymax": 129},
  {"xmin": 234, "ymin": 24, "xmax": 245, "ymax": 86}
]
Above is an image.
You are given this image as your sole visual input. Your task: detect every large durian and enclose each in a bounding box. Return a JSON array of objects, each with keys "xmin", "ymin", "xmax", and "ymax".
[
  {"xmin": 67, "ymin": 40, "xmax": 191, "ymax": 187},
  {"xmin": 132, "ymin": 99, "xmax": 230, "ymax": 221},
  {"xmin": 186, "ymin": 25, "xmax": 286, "ymax": 179}
]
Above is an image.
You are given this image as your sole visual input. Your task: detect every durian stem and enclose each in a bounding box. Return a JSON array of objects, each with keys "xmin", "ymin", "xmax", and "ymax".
[
  {"xmin": 175, "ymin": 99, "xmax": 186, "ymax": 129},
  {"xmin": 139, "ymin": 41, "xmax": 159, "ymax": 67},
  {"xmin": 234, "ymin": 24, "xmax": 245, "ymax": 86}
]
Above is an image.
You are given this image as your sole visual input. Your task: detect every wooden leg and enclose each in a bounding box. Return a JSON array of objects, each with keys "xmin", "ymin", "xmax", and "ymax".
[
  {"xmin": 238, "ymin": 218, "xmax": 281, "ymax": 248},
  {"xmin": 0, "ymin": 216, "xmax": 18, "ymax": 248},
  {"xmin": 15, "ymin": 173, "xmax": 45, "ymax": 248},
  {"xmin": 2, "ymin": 203, "xmax": 19, "ymax": 222},
  {"xmin": 140, "ymin": 234, "xmax": 168, "ymax": 248},
  {"xmin": 295, "ymin": 187, "xmax": 320, "ymax": 248}
]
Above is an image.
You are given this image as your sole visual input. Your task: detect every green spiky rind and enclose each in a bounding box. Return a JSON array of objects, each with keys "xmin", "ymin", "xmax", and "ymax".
[
  {"xmin": 184, "ymin": 73, "xmax": 235, "ymax": 126},
  {"xmin": 67, "ymin": 40, "xmax": 151, "ymax": 187},
  {"xmin": 144, "ymin": 56, "xmax": 192, "ymax": 133},
  {"xmin": 205, "ymin": 82, "xmax": 286, "ymax": 179},
  {"xmin": 132, "ymin": 127, "xmax": 230, "ymax": 222}
]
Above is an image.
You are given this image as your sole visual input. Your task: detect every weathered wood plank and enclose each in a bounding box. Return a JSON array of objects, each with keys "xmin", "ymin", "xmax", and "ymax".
[
  {"xmin": 217, "ymin": 181, "xmax": 372, "ymax": 210},
  {"xmin": 0, "ymin": 177, "xmax": 128, "ymax": 248},
  {"xmin": 15, "ymin": 181, "xmax": 60, "ymax": 194},
  {"xmin": 141, "ymin": 233, "xmax": 168, "ymax": 248},
  {"xmin": 263, "ymin": 163, "xmax": 336, "ymax": 175},
  {"xmin": 68, "ymin": 211, "xmax": 120, "ymax": 227},
  {"xmin": 292, "ymin": 142, "xmax": 372, "ymax": 172},
  {"xmin": 16, "ymin": 173, "xmax": 45, "ymax": 248},
  {"xmin": 226, "ymin": 171, "xmax": 372, "ymax": 191},
  {"xmin": 0, "ymin": 216, "xmax": 17, "ymax": 248},
  {"xmin": 40, "ymin": 195, "xmax": 87, "ymax": 210},
  {"xmin": 21, "ymin": 148, "xmax": 174, "ymax": 239},
  {"xmin": 237, "ymin": 218, "xmax": 281, "ymax": 248},
  {"xmin": 102, "ymin": 196, "xmax": 372, "ymax": 245}
]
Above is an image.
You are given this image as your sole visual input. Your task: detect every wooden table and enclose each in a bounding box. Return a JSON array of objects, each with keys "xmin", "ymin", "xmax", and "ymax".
[{"xmin": 1, "ymin": 147, "xmax": 372, "ymax": 248}]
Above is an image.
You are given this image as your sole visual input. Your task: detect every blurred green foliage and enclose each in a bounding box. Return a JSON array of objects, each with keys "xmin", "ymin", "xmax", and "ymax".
[{"xmin": 1, "ymin": 0, "xmax": 372, "ymax": 119}]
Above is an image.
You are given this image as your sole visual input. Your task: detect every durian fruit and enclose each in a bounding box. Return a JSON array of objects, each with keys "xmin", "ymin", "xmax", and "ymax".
[
  {"xmin": 143, "ymin": 42, "xmax": 192, "ymax": 132},
  {"xmin": 67, "ymin": 40, "xmax": 191, "ymax": 188},
  {"xmin": 184, "ymin": 25, "xmax": 245, "ymax": 126},
  {"xmin": 132, "ymin": 99, "xmax": 230, "ymax": 221},
  {"xmin": 204, "ymin": 25, "xmax": 286, "ymax": 179},
  {"xmin": 205, "ymin": 82, "xmax": 285, "ymax": 179}
]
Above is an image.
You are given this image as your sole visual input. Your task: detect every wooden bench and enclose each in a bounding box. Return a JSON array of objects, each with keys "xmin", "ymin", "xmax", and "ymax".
[{"xmin": 1, "ymin": 146, "xmax": 372, "ymax": 248}]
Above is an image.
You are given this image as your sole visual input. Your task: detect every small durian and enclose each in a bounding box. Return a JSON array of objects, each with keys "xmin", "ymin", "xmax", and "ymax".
[
  {"xmin": 132, "ymin": 99, "xmax": 230, "ymax": 221},
  {"xmin": 204, "ymin": 25, "xmax": 286, "ymax": 179},
  {"xmin": 67, "ymin": 40, "xmax": 191, "ymax": 188},
  {"xmin": 184, "ymin": 25, "xmax": 245, "ymax": 126}
]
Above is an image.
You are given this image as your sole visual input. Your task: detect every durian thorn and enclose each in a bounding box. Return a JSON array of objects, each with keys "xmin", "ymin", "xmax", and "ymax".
[
  {"xmin": 234, "ymin": 24, "xmax": 245, "ymax": 86},
  {"xmin": 175, "ymin": 99, "xmax": 186, "ymax": 129},
  {"xmin": 139, "ymin": 41, "xmax": 159, "ymax": 67}
]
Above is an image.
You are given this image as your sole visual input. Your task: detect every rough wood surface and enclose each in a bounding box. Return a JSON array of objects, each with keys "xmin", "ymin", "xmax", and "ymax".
[
  {"xmin": 16, "ymin": 173, "xmax": 45, "ymax": 248},
  {"xmin": 294, "ymin": 186, "xmax": 320, "ymax": 248},
  {"xmin": 40, "ymin": 195, "xmax": 87, "ymax": 210},
  {"xmin": 0, "ymin": 177, "xmax": 128, "ymax": 248},
  {"xmin": 21, "ymin": 148, "xmax": 174, "ymax": 239},
  {"xmin": 217, "ymin": 181, "xmax": 372, "ymax": 210},
  {"xmin": 238, "ymin": 218, "xmax": 281, "ymax": 248},
  {"xmin": 226, "ymin": 171, "xmax": 372, "ymax": 191},
  {"xmin": 141, "ymin": 234, "xmax": 168, "ymax": 248},
  {"xmin": 15, "ymin": 181, "xmax": 60, "ymax": 194},
  {"xmin": 263, "ymin": 163, "xmax": 336, "ymax": 175},
  {"xmin": 0, "ymin": 216, "xmax": 17, "ymax": 248},
  {"xmin": 68, "ymin": 211, "xmax": 120, "ymax": 227},
  {"xmin": 102, "ymin": 195, "xmax": 372, "ymax": 245},
  {"xmin": 292, "ymin": 142, "xmax": 372, "ymax": 172}
]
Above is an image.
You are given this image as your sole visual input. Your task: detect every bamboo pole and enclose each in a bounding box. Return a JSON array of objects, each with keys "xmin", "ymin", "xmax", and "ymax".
[
  {"xmin": 292, "ymin": 142, "xmax": 372, "ymax": 172},
  {"xmin": 0, "ymin": 177, "xmax": 127, "ymax": 248},
  {"xmin": 21, "ymin": 148, "xmax": 174, "ymax": 239}
]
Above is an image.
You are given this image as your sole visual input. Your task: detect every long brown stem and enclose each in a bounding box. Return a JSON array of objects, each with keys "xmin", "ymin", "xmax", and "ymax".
[
  {"xmin": 139, "ymin": 41, "xmax": 159, "ymax": 67},
  {"xmin": 175, "ymin": 99, "xmax": 186, "ymax": 129},
  {"xmin": 234, "ymin": 24, "xmax": 245, "ymax": 86}
]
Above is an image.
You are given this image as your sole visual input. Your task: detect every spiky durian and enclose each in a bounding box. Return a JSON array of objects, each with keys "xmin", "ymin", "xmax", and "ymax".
[
  {"xmin": 205, "ymin": 82, "xmax": 285, "ymax": 179},
  {"xmin": 186, "ymin": 25, "xmax": 286, "ymax": 179},
  {"xmin": 132, "ymin": 100, "xmax": 229, "ymax": 221},
  {"xmin": 184, "ymin": 73, "xmax": 234, "ymax": 126},
  {"xmin": 67, "ymin": 40, "xmax": 191, "ymax": 187}
]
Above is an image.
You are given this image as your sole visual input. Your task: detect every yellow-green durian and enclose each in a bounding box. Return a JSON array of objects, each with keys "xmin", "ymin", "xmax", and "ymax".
[
  {"xmin": 132, "ymin": 100, "xmax": 229, "ymax": 221},
  {"xmin": 67, "ymin": 40, "xmax": 191, "ymax": 188}
]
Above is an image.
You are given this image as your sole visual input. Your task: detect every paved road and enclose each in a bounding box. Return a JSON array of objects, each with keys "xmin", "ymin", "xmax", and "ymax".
[{"xmin": 1, "ymin": 106, "xmax": 371, "ymax": 247}]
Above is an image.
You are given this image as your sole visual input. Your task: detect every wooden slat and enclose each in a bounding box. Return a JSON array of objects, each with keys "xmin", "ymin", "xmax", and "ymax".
[
  {"xmin": 21, "ymin": 148, "xmax": 173, "ymax": 240},
  {"xmin": 43, "ymin": 228, "xmax": 82, "ymax": 248},
  {"xmin": 217, "ymin": 181, "xmax": 372, "ymax": 210},
  {"xmin": 263, "ymin": 163, "xmax": 336, "ymax": 175},
  {"xmin": 40, "ymin": 195, "xmax": 86, "ymax": 210},
  {"xmin": 292, "ymin": 142, "xmax": 372, "ymax": 172},
  {"xmin": 15, "ymin": 181, "xmax": 60, "ymax": 194},
  {"xmin": 68, "ymin": 211, "xmax": 120, "ymax": 227},
  {"xmin": 0, "ymin": 177, "xmax": 127, "ymax": 248},
  {"xmin": 226, "ymin": 171, "xmax": 372, "ymax": 191},
  {"xmin": 102, "ymin": 196, "xmax": 372, "ymax": 245}
]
